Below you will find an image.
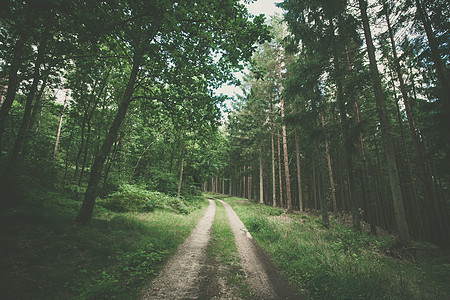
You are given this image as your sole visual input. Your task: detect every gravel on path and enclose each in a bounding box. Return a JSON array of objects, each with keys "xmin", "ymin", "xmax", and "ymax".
[
  {"xmin": 141, "ymin": 199, "xmax": 216, "ymax": 299},
  {"xmin": 217, "ymin": 198, "xmax": 303, "ymax": 300}
]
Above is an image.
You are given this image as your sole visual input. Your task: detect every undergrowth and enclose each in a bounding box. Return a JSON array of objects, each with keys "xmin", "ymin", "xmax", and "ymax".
[
  {"xmin": 210, "ymin": 194, "xmax": 450, "ymax": 300},
  {"xmin": 97, "ymin": 183, "xmax": 203, "ymax": 214},
  {"xmin": 0, "ymin": 177, "xmax": 208, "ymax": 299}
]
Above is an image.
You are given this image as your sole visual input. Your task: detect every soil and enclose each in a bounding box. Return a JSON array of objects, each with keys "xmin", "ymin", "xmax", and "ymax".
[{"xmin": 141, "ymin": 198, "xmax": 303, "ymax": 299}]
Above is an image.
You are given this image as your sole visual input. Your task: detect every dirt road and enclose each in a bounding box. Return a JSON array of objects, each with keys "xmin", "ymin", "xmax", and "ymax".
[{"xmin": 141, "ymin": 198, "xmax": 301, "ymax": 299}]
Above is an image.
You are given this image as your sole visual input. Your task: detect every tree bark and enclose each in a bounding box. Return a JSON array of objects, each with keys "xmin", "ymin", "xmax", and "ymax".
[
  {"xmin": 53, "ymin": 90, "xmax": 69, "ymax": 161},
  {"xmin": 259, "ymin": 144, "xmax": 264, "ymax": 204},
  {"xmin": 277, "ymin": 44, "xmax": 293, "ymax": 212},
  {"xmin": 177, "ymin": 129, "xmax": 187, "ymax": 196},
  {"xmin": 322, "ymin": 114, "xmax": 337, "ymax": 212},
  {"xmin": 294, "ymin": 128, "xmax": 303, "ymax": 211},
  {"xmin": 28, "ymin": 71, "xmax": 49, "ymax": 132},
  {"xmin": 330, "ymin": 21, "xmax": 360, "ymax": 232},
  {"xmin": 318, "ymin": 144, "xmax": 330, "ymax": 228},
  {"xmin": 76, "ymin": 51, "xmax": 142, "ymax": 224},
  {"xmin": 384, "ymin": 0, "xmax": 448, "ymax": 246},
  {"xmin": 0, "ymin": 38, "xmax": 26, "ymax": 155},
  {"xmin": 277, "ymin": 129, "xmax": 283, "ymax": 208},
  {"xmin": 5, "ymin": 32, "xmax": 48, "ymax": 170},
  {"xmin": 359, "ymin": 0, "xmax": 410, "ymax": 244},
  {"xmin": 271, "ymin": 129, "xmax": 277, "ymax": 207},
  {"xmin": 414, "ymin": 0, "xmax": 449, "ymax": 93},
  {"xmin": 345, "ymin": 43, "xmax": 376, "ymax": 235}
]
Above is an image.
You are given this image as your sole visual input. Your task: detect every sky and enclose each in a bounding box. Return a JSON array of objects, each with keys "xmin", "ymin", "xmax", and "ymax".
[{"xmin": 214, "ymin": 0, "xmax": 283, "ymax": 102}]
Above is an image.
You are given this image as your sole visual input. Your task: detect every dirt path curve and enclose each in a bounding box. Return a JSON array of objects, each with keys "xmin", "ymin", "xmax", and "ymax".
[
  {"xmin": 141, "ymin": 199, "xmax": 216, "ymax": 299},
  {"xmin": 217, "ymin": 199, "xmax": 302, "ymax": 300}
]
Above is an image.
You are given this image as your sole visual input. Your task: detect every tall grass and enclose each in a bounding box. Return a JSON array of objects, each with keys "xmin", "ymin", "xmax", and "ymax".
[{"xmin": 214, "ymin": 195, "xmax": 449, "ymax": 299}]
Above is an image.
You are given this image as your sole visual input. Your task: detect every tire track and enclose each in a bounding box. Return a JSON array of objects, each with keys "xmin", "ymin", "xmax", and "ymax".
[
  {"xmin": 217, "ymin": 198, "xmax": 302, "ymax": 300},
  {"xmin": 141, "ymin": 199, "xmax": 216, "ymax": 299}
]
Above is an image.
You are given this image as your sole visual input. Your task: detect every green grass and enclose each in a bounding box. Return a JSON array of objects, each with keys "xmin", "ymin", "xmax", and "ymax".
[
  {"xmin": 210, "ymin": 194, "xmax": 450, "ymax": 300},
  {"xmin": 0, "ymin": 178, "xmax": 208, "ymax": 299},
  {"xmin": 203, "ymin": 200, "xmax": 252, "ymax": 299}
]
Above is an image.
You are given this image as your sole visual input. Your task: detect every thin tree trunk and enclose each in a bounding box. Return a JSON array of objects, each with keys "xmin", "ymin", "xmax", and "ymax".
[
  {"xmin": 28, "ymin": 71, "xmax": 49, "ymax": 132},
  {"xmin": 322, "ymin": 114, "xmax": 337, "ymax": 212},
  {"xmin": 78, "ymin": 122, "xmax": 92, "ymax": 187},
  {"xmin": 0, "ymin": 38, "xmax": 26, "ymax": 155},
  {"xmin": 331, "ymin": 22, "xmax": 360, "ymax": 232},
  {"xmin": 294, "ymin": 128, "xmax": 303, "ymax": 211},
  {"xmin": 177, "ymin": 129, "xmax": 187, "ymax": 196},
  {"xmin": 259, "ymin": 144, "xmax": 264, "ymax": 204},
  {"xmin": 312, "ymin": 153, "xmax": 318, "ymax": 210},
  {"xmin": 414, "ymin": 0, "xmax": 449, "ymax": 93},
  {"xmin": 359, "ymin": 0, "xmax": 410, "ymax": 244},
  {"xmin": 277, "ymin": 44, "xmax": 293, "ymax": 212},
  {"xmin": 103, "ymin": 137, "xmax": 119, "ymax": 189},
  {"xmin": 318, "ymin": 144, "xmax": 330, "ymax": 228},
  {"xmin": 345, "ymin": 43, "xmax": 376, "ymax": 235},
  {"xmin": 76, "ymin": 51, "xmax": 142, "ymax": 224},
  {"xmin": 272, "ymin": 125, "xmax": 277, "ymax": 207},
  {"xmin": 277, "ymin": 129, "xmax": 283, "ymax": 208},
  {"xmin": 384, "ymin": 0, "xmax": 448, "ymax": 246},
  {"xmin": 53, "ymin": 90, "xmax": 69, "ymax": 161},
  {"xmin": 5, "ymin": 32, "xmax": 48, "ymax": 170}
]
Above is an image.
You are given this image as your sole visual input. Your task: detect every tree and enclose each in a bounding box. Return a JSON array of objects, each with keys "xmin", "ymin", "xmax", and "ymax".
[
  {"xmin": 358, "ymin": 0, "xmax": 410, "ymax": 244},
  {"xmin": 75, "ymin": 0, "xmax": 269, "ymax": 223}
]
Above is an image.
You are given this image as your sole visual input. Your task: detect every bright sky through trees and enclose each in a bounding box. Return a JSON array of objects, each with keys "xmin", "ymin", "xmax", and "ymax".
[{"xmin": 215, "ymin": 0, "xmax": 282, "ymax": 102}]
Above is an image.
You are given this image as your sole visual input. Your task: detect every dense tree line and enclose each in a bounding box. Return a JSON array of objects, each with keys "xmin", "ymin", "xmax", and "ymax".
[
  {"xmin": 0, "ymin": 0, "xmax": 269, "ymax": 223},
  {"xmin": 205, "ymin": 0, "xmax": 449, "ymax": 247}
]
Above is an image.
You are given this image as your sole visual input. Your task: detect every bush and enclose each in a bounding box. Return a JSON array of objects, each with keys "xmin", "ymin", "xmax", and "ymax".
[{"xmin": 98, "ymin": 184, "xmax": 192, "ymax": 214}]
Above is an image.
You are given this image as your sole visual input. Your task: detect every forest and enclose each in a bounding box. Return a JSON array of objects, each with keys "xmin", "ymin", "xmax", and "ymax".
[{"xmin": 1, "ymin": 0, "xmax": 449, "ymax": 299}]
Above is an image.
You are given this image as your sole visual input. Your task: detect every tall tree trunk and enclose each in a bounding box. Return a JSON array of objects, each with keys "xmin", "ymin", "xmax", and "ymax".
[
  {"xmin": 359, "ymin": 0, "xmax": 410, "ymax": 244},
  {"xmin": 177, "ymin": 129, "xmax": 187, "ymax": 196},
  {"xmin": 384, "ymin": 0, "xmax": 449, "ymax": 246},
  {"xmin": 414, "ymin": 0, "xmax": 449, "ymax": 93},
  {"xmin": 53, "ymin": 90, "xmax": 69, "ymax": 161},
  {"xmin": 103, "ymin": 136, "xmax": 119, "ymax": 189},
  {"xmin": 330, "ymin": 21, "xmax": 360, "ymax": 232},
  {"xmin": 259, "ymin": 144, "xmax": 264, "ymax": 204},
  {"xmin": 312, "ymin": 153, "xmax": 318, "ymax": 210},
  {"xmin": 272, "ymin": 129, "xmax": 277, "ymax": 207},
  {"xmin": 322, "ymin": 114, "xmax": 337, "ymax": 212},
  {"xmin": 294, "ymin": 128, "xmax": 303, "ymax": 211},
  {"xmin": 76, "ymin": 51, "xmax": 142, "ymax": 224},
  {"xmin": 277, "ymin": 44, "xmax": 293, "ymax": 212},
  {"xmin": 28, "ymin": 71, "xmax": 49, "ymax": 132},
  {"xmin": 318, "ymin": 144, "xmax": 330, "ymax": 228},
  {"xmin": 78, "ymin": 122, "xmax": 92, "ymax": 187},
  {"xmin": 243, "ymin": 166, "xmax": 246, "ymax": 198},
  {"xmin": 277, "ymin": 129, "xmax": 283, "ymax": 208},
  {"xmin": 0, "ymin": 38, "xmax": 26, "ymax": 155},
  {"xmin": 5, "ymin": 32, "xmax": 48, "ymax": 170},
  {"xmin": 345, "ymin": 43, "xmax": 376, "ymax": 235}
]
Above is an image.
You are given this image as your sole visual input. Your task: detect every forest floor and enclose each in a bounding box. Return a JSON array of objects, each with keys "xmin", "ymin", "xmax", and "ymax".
[
  {"xmin": 2, "ymin": 179, "xmax": 448, "ymax": 299},
  {"xmin": 141, "ymin": 198, "xmax": 302, "ymax": 299}
]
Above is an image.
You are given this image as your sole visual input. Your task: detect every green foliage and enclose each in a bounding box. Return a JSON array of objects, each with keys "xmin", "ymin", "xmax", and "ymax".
[
  {"xmin": 71, "ymin": 242, "xmax": 168, "ymax": 299},
  {"xmin": 0, "ymin": 177, "xmax": 208, "ymax": 299},
  {"xmin": 98, "ymin": 184, "xmax": 203, "ymax": 214}
]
